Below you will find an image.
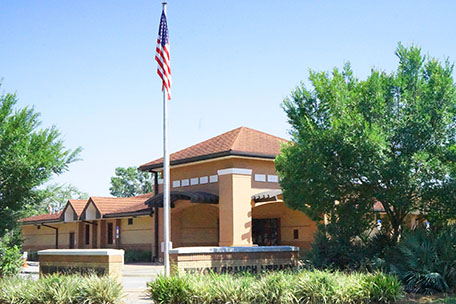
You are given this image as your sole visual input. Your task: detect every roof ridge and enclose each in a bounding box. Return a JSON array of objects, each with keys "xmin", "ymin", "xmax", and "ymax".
[
  {"xmin": 230, "ymin": 126, "xmax": 245, "ymax": 151},
  {"xmin": 240, "ymin": 126, "xmax": 289, "ymax": 142}
]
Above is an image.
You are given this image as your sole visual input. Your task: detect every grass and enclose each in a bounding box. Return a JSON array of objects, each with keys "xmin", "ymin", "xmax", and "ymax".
[{"xmin": 148, "ymin": 269, "xmax": 404, "ymax": 304}]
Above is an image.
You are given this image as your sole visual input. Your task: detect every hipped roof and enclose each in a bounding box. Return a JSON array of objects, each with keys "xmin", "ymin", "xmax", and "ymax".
[{"xmin": 139, "ymin": 126, "xmax": 289, "ymax": 171}]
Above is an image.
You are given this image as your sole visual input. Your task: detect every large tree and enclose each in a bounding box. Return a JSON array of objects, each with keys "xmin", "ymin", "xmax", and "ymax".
[
  {"xmin": 109, "ymin": 166, "xmax": 154, "ymax": 197},
  {"xmin": 276, "ymin": 44, "xmax": 456, "ymax": 241},
  {"xmin": 0, "ymin": 87, "xmax": 81, "ymax": 237},
  {"xmin": 35, "ymin": 183, "xmax": 88, "ymax": 214}
]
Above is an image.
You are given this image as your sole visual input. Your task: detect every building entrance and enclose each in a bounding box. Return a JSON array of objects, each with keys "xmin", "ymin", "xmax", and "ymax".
[{"xmin": 252, "ymin": 218, "xmax": 280, "ymax": 246}]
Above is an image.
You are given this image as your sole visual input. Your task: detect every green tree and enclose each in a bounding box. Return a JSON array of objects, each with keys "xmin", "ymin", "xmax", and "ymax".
[
  {"xmin": 35, "ymin": 183, "xmax": 88, "ymax": 214},
  {"xmin": 0, "ymin": 87, "xmax": 81, "ymax": 238},
  {"xmin": 109, "ymin": 166, "xmax": 154, "ymax": 197},
  {"xmin": 276, "ymin": 44, "xmax": 456, "ymax": 242}
]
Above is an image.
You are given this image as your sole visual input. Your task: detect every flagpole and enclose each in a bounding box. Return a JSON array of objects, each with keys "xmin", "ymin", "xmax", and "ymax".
[{"xmin": 162, "ymin": 0, "xmax": 171, "ymax": 277}]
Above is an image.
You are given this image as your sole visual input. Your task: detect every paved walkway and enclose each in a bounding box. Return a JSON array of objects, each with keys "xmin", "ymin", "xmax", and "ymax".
[
  {"xmin": 21, "ymin": 262, "xmax": 164, "ymax": 303},
  {"xmin": 122, "ymin": 264, "xmax": 163, "ymax": 303}
]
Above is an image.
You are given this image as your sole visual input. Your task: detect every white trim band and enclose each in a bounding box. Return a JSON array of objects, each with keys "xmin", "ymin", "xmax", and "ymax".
[
  {"xmin": 217, "ymin": 168, "xmax": 252, "ymax": 176},
  {"xmin": 38, "ymin": 249, "xmax": 125, "ymax": 256},
  {"xmin": 169, "ymin": 246, "xmax": 299, "ymax": 254}
]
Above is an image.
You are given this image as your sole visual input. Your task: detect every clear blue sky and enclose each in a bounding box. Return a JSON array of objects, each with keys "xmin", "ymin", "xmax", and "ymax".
[{"xmin": 1, "ymin": 1, "xmax": 456, "ymax": 196}]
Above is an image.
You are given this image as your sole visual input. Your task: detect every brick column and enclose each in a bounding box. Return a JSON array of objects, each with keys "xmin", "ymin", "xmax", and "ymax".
[{"xmin": 217, "ymin": 168, "xmax": 253, "ymax": 247}]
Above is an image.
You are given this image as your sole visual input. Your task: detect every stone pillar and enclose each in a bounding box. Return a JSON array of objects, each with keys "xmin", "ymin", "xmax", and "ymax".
[{"xmin": 217, "ymin": 168, "xmax": 253, "ymax": 247}]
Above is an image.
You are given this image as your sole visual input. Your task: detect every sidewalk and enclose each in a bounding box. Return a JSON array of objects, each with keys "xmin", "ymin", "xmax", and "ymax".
[{"xmin": 122, "ymin": 263, "xmax": 163, "ymax": 303}]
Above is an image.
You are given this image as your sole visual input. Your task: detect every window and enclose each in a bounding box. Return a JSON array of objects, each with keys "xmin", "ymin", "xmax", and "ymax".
[
  {"xmin": 69, "ymin": 232, "xmax": 75, "ymax": 249},
  {"xmin": 293, "ymin": 229, "xmax": 299, "ymax": 240},
  {"xmin": 107, "ymin": 223, "xmax": 113, "ymax": 245},
  {"xmin": 128, "ymin": 218, "xmax": 133, "ymax": 225},
  {"xmin": 85, "ymin": 224, "xmax": 90, "ymax": 245}
]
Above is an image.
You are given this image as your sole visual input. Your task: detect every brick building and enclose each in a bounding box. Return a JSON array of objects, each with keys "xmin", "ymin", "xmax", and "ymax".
[{"xmin": 20, "ymin": 127, "xmax": 318, "ymax": 259}]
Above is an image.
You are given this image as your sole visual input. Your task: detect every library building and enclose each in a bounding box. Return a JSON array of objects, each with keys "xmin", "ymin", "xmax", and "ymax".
[{"xmin": 20, "ymin": 127, "xmax": 318, "ymax": 260}]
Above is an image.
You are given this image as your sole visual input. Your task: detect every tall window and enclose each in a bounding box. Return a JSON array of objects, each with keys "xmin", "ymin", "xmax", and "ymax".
[
  {"xmin": 107, "ymin": 223, "xmax": 113, "ymax": 245},
  {"xmin": 85, "ymin": 224, "xmax": 90, "ymax": 245},
  {"xmin": 69, "ymin": 232, "xmax": 75, "ymax": 249}
]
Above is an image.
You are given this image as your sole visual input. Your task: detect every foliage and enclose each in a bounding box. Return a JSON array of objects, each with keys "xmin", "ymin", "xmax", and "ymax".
[
  {"xmin": 147, "ymin": 270, "xmax": 403, "ymax": 304},
  {"xmin": 0, "ymin": 236, "xmax": 22, "ymax": 277},
  {"xmin": 0, "ymin": 274, "xmax": 124, "ymax": 304},
  {"xmin": 109, "ymin": 166, "xmax": 155, "ymax": 197},
  {"xmin": 276, "ymin": 44, "xmax": 456, "ymax": 242},
  {"xmin": 388, "ymin": 226, "xmax": 456, "ymax": 294},
  {"xmin": 35, "ymin": 183, "xmax": 88, "ymax": 214},
  {"xmin": 0, "ymin": 87, "xmax": 81, "ymax": 238},
  {"xmin": 308, "ymin": 225, "xmax": 365, "ymax": 270},
  {"xmin": 148, "ymin": 275, "xmax": 192, "ymax": 304},
  {"xmin": 124, "ymin": 249, "xmax": 152, "ymax": 263}
]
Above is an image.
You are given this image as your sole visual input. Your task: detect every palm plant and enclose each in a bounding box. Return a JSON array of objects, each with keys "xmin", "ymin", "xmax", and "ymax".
[{"xmin": 389, "ymin": 227, "xmax": 456, "ymax": 294}]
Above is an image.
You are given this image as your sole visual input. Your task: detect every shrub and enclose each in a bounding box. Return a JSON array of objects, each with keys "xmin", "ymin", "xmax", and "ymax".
[
  {"xmin": 309, "ymin": 228, "xmax": 365, "ymax": 270},
  {"xmin": 204, "ymin": 273, "xmax": 255, "ymax": 303},
  {"xmin": 0, "ymin": 274, "xmax": 124, "ymax": 304},
  {"xmin": 77, "ymin": 274, "xmax": 124, "ymax": 304},
  {"xmin": 147, "ymin": 275, "xmax": 192, "ymax": 304},
  {"xmin": 363, "ymin": 272, "xmax": 404, "ymax": 303},
  {"xmin": 147, "ymin": 270, "xmax": 403, "ymax": 304},
  {"xmin": 0, "ymin": 242, "xmax": 23, "ymax": 277},
  {"xmin": 124, "ymin": 249, "xmax": 152, "ymax": 263},
  {"xmin": 252, "ymin": 272, "xmax": 297, "ymax": 304},
  {"xmin": 388, "ymin": 227, "xmax": 456, "ymax": 294}
]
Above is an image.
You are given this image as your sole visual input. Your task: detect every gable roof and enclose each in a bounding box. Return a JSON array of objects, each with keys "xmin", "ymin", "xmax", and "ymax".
[
  {"xmin": 80, "ymin": 193, "xmax": 155, "ymax": 219},
  {"xmin": 67, "ymin": 199, "xmax": 88, "ymax": 216},
  {"xmin": 139, "ymin": 126, "xmax": 289, "ymax": 171}
]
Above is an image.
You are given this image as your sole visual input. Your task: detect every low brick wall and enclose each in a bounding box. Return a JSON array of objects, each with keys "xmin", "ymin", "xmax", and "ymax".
[
  {"xmin": 169, "ymin": 246, "xmax": 299, "ymax": 275},
  {"xmin": 38, "ymin": 249, "xmax": 124, "ymax": 278}
]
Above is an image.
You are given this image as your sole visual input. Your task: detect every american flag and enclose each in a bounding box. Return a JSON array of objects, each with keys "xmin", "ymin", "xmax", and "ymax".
[{"xmin": 156, "ymin": 8, "xmax": 172, "ymax": 100}]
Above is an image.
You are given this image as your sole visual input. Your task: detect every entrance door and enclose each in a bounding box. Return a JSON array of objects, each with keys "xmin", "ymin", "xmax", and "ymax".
[
  {"xmin": 69, "ymin": 232, "xmax": 75, "ymax": 249},
  {"xmin": 252, "ymin": 218, "xmax": 280, "ymax": 246}
]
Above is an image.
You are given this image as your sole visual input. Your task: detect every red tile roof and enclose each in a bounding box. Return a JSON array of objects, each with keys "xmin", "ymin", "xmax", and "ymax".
[
  {"xmin": 104, "ymin": 201, "xmax": 151, "ymax": 217},
  {"xmin": 139, "ymin": 126, "xmax": 289, "ymax": 171},
  {"xmin": 88, "ymin": 193, "xmax": 154, "ymax": 216},
  {"xmin": 68, "ymin": 199, "xmax": 88, "ymax": 216},
  {"xmin": 19, "ymin": 211, "xmax": 63, "ymax": 223}
]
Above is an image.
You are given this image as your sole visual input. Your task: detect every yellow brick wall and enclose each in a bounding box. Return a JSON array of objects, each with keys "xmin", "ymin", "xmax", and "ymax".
[
  {"xmin": 22, "ymin": 225, "xmax": 56, "ymax": 250},
  {"xmin": 172, "ymin": 203, "xmax": 219, "ymax": 247},
  {"xmin": 22, "ymin": 222, "xmax": 80, "ymax": 250},
  {"xmin": 252, "ymin": 202, "xmax": 317, "ymax": 250},
  {"xmin": 168, "ymin": 157, "xmax": 279, "ymax": 195},
  {"xmin": 120, "ymin": 216, "xmax": 154, "ymax": 250}
]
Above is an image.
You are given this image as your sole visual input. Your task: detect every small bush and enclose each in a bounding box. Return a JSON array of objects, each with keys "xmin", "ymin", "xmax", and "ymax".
[
  {"xmin": 309, "ymin": 228, "xmax": 365, "ymax": 270},
  {"xmin": 77, "ymin": 274, "xmax": 124, "ymax": 304},
  {"xmin": 0, "ymin": 243, "xmax": 23, "ymax": 277},
  {"xmin": 148, "ymin": 270, "xmax": 403, "ymax": 304},
  {"xmin": 124, "ymin": 249, "xmax": 152, "ymax": 263},
  {"xmin": 389, "ymin": 227, "xmax": 456, "ymax": 294},
  {"xmin": 364, "ymin": 272, "xmax": 404, "ymax": 303},
  {"xmin": 147, "ymin": 275, "xmax": 192, "ymax": 304},
  {"xmin": 0, "ymin": 274, "xmax": 124, "ymax": 304}
]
